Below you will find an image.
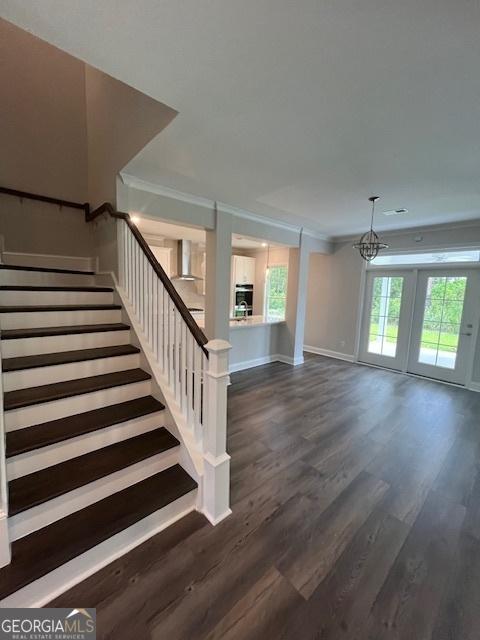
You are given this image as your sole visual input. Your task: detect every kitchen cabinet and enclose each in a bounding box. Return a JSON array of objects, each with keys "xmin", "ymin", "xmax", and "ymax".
[
  {"xmin": 149, "ymin": 246, "xmax": 173, "ymax": 277},
  {"xmin": 232, "ymin": 255, "xmax": 256, "ymax": 285}
]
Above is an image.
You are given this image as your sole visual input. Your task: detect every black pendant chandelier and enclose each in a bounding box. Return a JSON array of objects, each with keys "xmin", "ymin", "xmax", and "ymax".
[{"xmin": 353, "ymin": 196, "xmax": 389, "ymax": 262}]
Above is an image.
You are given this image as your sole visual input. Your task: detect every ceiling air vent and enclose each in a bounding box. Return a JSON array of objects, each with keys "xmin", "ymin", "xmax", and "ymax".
[{"xmin": 382, "ymin": 208, "xmax": 408, "ymax": 216}]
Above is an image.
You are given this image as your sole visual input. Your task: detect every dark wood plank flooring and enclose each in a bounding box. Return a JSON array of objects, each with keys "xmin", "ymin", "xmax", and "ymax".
[{"xmin": 49, "ymin": 354, "xmax": 480, "ymax": 639}]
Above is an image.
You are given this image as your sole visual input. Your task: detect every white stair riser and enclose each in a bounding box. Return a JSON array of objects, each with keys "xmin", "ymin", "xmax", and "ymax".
[
  {"xmin": 5, "ymin": 380, "xmax": 152, "ymax": 431},
  {"xmin": 0, "ymin": 308, "xmax": 122, "ymax": 330},
  {"xmin": 9, "ymin": 447, "xmax": 180, "ymax": 540},
  {"xmin": 0, "ymin": 290, "xmax": 113, "ymax": 306},
  {"xmin": 7, "ymin": 411, "xmax": 165, "ymax": 479},
  {"xmin": 3, "ymin": 353, "xmax": 140, "ymax": 391},
  {"xmin": 2, "ymin": 253, "xmax": 94, "ymax": 273},
  {"xmin": 0, "ymin": 271, "xmax": 95, "ymax": 287},
  {"xmin": 1, "ymin": 330, "xmax": 131, "ymax": 358},
  {"xmin": 0, "ymin": 490, "xmax": 197, "ymax": 607}
]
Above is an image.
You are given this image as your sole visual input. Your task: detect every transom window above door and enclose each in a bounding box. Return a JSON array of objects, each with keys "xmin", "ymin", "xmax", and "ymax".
[{"xmin": 371, "ymin": 249, "xmax": 480, "ymax": 266}]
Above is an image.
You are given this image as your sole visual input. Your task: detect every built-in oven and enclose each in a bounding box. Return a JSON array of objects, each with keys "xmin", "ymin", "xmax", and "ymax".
[{"xmin": 234, "ymin": 284, "xmax": 254, "ymax": 316}]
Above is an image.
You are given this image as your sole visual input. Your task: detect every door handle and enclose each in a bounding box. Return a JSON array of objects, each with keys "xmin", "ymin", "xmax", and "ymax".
[{"xmin": 460, "ymin": 332, "xmax": 472, "ymax": 336}]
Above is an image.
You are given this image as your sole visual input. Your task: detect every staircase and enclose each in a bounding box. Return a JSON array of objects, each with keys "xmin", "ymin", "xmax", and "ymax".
[{"xmin": 0, "ymin": 262, "xmax": 198, "ymax": 606}]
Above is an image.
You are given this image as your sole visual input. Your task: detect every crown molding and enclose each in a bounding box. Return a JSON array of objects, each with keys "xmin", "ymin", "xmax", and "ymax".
[
  {"xmin": 120, "ymin": 173, "xmax": 330, "ymax": 242},
  {"xmin": 334, "ymin": 217, "xmax": 480, "ymax": 243},
  {"xmin": 120, "ymin": 173, "xmax": 215, "ymax": 210}
]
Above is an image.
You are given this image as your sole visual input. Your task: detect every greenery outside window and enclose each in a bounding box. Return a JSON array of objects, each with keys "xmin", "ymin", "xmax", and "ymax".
[{"xmin": 265, "ymin": 265, "xmax": 288, "ymax": 321}]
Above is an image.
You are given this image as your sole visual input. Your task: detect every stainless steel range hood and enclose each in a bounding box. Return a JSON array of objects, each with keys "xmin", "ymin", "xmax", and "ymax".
[{"xmin": 171, "ymin": 239, "xmax": 202, "ymax": 281}]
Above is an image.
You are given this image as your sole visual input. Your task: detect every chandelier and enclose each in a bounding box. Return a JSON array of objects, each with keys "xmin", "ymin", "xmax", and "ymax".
[{"xmin": 353, "ymin": 196, "xmax": 388, "ymax": 262}]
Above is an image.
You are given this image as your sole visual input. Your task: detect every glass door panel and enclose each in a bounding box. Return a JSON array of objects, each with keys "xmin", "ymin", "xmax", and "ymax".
[
  {"xmin": 359, "ymin": 271, "xmax": 413, "ymax": 370},
  {"xmin": 408, "ymin": 270, "xmax": 477, "ymax": 384},
  {"xmin": 367, "ymin": 276, "xmax": 403, "ymax": 358},
  {"xmin": 418, "ymin": 276, "xmax": 466, "ymax": 369}
]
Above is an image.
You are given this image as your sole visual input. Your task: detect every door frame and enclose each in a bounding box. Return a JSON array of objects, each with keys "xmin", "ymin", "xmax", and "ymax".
[{"xmin": 358, "ymin": 269, "xmax": 416, "ymax": 371}]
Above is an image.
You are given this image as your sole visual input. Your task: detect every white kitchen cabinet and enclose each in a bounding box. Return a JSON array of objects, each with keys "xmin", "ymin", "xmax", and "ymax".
[
  {"xmin": 149, "ymin": 246, "xmax": 173, "ymax": 277},
  {"xmin": 232, "ymin": 255, "xmax": 256, "ymax": 285}
]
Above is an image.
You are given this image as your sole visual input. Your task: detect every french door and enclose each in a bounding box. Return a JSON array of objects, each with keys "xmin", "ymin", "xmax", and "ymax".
[
  {"xmin": 359, "ymin": 270, "xmax": 415, "ymax": 371},
  {"xmin": 407, "ymin": 270, "xmax": 478, "ymax": 384},
  {"xmin": 359, "ymin": 268, "xmax": 479, "ymax": 384}
]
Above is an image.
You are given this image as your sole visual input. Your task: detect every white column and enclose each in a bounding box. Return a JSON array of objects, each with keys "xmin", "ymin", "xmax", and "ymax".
[
  {"xmin": 203, "ymin": 339, "xmax": 232, "ymax": 525},
  {"xmin": 205, "ymin": 206, "xmax": 232, "ymax": 340},
  {"xmin": 282, "ymin": 231, "xmax": 310, "ymax": 365}
]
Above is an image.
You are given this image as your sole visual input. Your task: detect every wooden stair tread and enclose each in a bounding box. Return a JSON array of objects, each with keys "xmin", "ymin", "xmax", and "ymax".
[
  {"xmin": 3, "ymin": 344, "xmax": 140, "ymax": 372},
  {"xmin": 0, "ymin": 285, "xmax": 113, "ymax": 292},
  {"xmin": 0, "ymin": 264, "xmax": 94, "ymax": 275},
  {"xmin": 0, "ymin": 323, "xmax": 130, "ymax": 340},
  {"xmin": 0, "ymin": 465, "xmax": 197, "ymax": 600},
  {"xmin": 0, "ymin": 304, "xmax": 121, "ymax": 312},
  {"xmin": 9, "ymin": 428, "xmax": 180, "ymax": 516},
  {"xmin": 7, "ymin": 396, "xmax": 165, "ymax": 457},
  {"xmin": 4, "ymin": 369, "xmax": 151, "ymax": 411}
]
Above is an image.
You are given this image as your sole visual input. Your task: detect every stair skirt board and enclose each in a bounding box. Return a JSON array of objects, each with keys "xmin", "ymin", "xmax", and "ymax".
[
  {"xmin": 0, "ymin": 309, "xmax": 122, "ymax": 329},
  {"xmin": 1, "ymin": 329, "xmax": 131, "ymax": 358},
  {"xmin": 9, "ymin": 447, "xmax": 180, "ymax": 541},
  {"xmin": 5, "ymin": 380, "xmax": 152, "ymax": 431},
  {"xmin": 0, "ymin": 290, "xmax": 114, "ymax": 306},
  {"xmin": 3, "ymin": 353, "xmax": 141, "ymax": 392},
  {"xmin": 0, "ymin": 490, "xmax": 197, "ymax": 608},
  {"xmin": 0, "ymin": 272, "xmax": 96, "ymax": 287},
  {"xmin": 7, "ymin": 411, "xmax": 164, "ymax": 479}
]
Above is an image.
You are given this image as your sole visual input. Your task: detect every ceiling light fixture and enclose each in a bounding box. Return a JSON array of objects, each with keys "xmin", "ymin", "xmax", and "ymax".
[{"xmin": 353, "ymin": 196, "xmax": 389, "ymax": 262}]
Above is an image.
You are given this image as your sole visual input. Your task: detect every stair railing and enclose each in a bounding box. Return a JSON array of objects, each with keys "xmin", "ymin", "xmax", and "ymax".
[{"xmin": 88, "ymin": 203, "xmax": 231, "ymax": 524}]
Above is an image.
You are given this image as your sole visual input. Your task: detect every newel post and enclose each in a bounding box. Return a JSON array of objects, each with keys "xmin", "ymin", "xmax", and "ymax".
[{"xmin": 203, "ymin": 339, "xmax": 232, "ymax": 525}]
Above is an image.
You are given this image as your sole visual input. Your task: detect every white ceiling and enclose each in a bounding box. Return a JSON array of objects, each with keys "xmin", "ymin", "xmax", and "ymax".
[{"xmin": 2, "ymin": 0, "xmax": 480, "ymax": 237}]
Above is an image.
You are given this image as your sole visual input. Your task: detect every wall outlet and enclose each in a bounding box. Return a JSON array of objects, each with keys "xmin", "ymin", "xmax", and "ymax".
[{"xmin": 339, "ymin": 340, "xmax": 346, "ymax": 348}]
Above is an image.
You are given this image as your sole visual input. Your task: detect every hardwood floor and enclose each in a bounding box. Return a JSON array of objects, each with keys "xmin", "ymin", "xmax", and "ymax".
[{"xmin": 49, "ymin": 354, "xmax": 480, "ymax": 639}]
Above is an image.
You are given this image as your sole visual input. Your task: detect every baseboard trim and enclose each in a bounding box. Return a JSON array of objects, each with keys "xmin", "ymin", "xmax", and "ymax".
[
  {"xmin": 229, "ymin": 353, "xmax": 305, "ymax": 372},
  {"xmin": 303, "ymin": 345, "xmax": 355, "ymax": 362},
  {"xmin": 277, "ymin": 354, "xmax": 304, "ymax": 366},
  {"xmin": 468, "ymin": 382, "xmax": 480, "ymax": 393},
  {"xmin": 229, "ymin": 355, "xmax": 277, "ymax": 373}
]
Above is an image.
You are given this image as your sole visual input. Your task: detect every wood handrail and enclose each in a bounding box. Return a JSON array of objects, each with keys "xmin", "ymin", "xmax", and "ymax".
[
  {"xmin": 0, "ymin": 186, "xmax": 89, "ymax": 215},
  {"xmin": 88, "ymin": 202, "xmax": 209, "ymax": 356}
]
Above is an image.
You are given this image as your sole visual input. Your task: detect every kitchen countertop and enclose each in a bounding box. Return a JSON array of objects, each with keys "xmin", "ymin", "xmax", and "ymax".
[{"xmin": 191, "ymin": 312, "xmax": 285, "ymax": 330}]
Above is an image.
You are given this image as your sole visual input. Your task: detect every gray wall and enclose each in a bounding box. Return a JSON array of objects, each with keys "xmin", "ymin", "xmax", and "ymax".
[
  {"xmin": 229, "ymin": 323, "xmax": 282, "ymax": 369},
  {"xmin": 0, "ymin": 18, "xmax": 88, "ymax": 202},
  {"xmin": 305, "ymin": 222, "xmax": 480, "ymax": 384}
]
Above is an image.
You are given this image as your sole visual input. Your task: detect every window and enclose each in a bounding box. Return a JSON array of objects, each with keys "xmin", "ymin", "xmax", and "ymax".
[
  {"xmin": 371, "ymin": 250, "xmax": 480, "ymax": 267},
  {"xmin": 265, "ymin": 265, "xmax": 288, "ymax": 321}
]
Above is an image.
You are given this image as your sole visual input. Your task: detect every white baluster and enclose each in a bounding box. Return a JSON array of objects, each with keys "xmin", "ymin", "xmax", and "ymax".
[
  {"xmin": 193, "ymin": 344, "xmax": 202, "ymax": 442},
  {"xmin": 186, "ymin": 331, "xmax": 194, "ymax": 428},
  {"xmin": 168, "ymin": 299, "xmax": 175, "ymax": 386},
  {"xmin": 180, "ymin": 320, "xmax": 187, "ymax": 414}
]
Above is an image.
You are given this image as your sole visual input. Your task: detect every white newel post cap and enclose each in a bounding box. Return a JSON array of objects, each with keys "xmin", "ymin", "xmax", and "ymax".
[{"xmin": 205, "ymin": 339, "xmax": 232, "ymax": 353}]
